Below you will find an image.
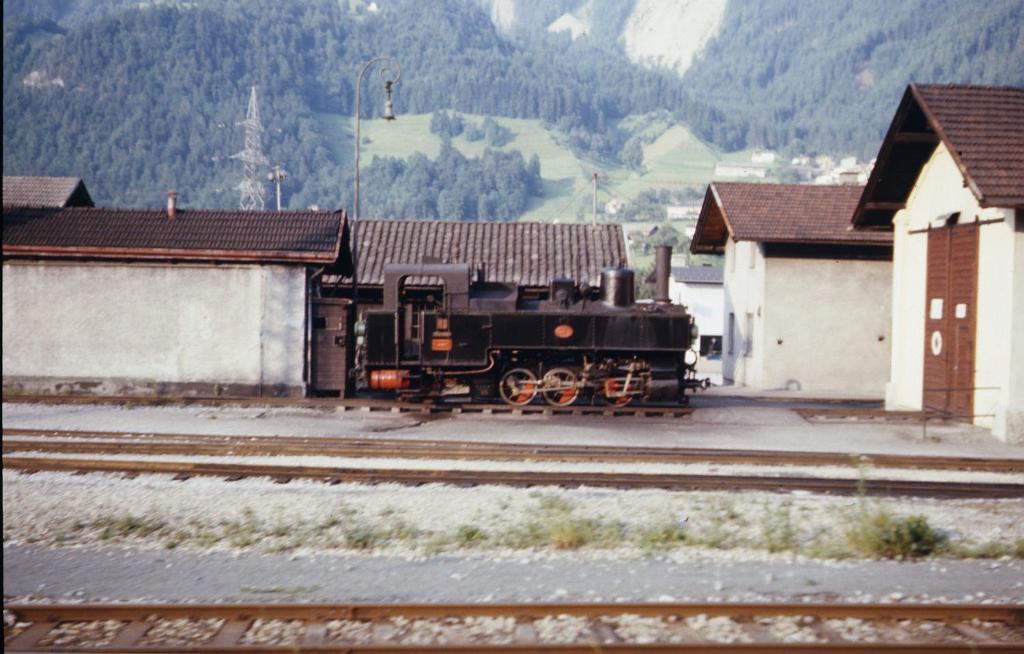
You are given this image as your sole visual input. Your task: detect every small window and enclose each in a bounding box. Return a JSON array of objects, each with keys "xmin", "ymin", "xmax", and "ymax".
[
  {"xmin": 729, "ymin": 243, "xmax": 736, "ymax": 272},
  {"xmin": 700, "ymin": 335, "xmax": 722, "ymax": 359},
  {"xmin": 749, "ymin": 243, "xmax": 756, "ymax": 269}
]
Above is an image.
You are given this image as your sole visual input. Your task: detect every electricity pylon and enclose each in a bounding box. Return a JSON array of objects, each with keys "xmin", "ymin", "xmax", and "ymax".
[{"xmin": 231, "ymin": 86, "xmax": 268, "ymax": 210}]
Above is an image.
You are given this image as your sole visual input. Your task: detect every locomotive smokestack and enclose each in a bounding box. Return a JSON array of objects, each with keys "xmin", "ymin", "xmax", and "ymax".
[{"xmin": 654, "ymin": 245, "xmax": 672, "ymax": 304}]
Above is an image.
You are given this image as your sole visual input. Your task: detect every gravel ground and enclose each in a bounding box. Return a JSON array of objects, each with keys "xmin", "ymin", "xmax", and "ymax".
[
  {"xmin": 6, "ymin": 544, "xmax": 1023, "ymax": 604},
  {"xmin": 6, "ymin": 400, "xmax": 1023, "ymax": 613},
  {"xmin": 4, "ymin": 470, "xmax": 1022, "ymax": 559}
]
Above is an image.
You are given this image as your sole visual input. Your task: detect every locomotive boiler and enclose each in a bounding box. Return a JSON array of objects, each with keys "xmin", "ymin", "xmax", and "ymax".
[{"xmin": 352, "ymin": 246, "xmax": 704, "ymax": 406}]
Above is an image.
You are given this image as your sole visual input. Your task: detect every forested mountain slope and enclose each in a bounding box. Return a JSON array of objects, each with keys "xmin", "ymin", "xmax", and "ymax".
[
  {"xmin": 3, "ymin": 0, "xmax": 1022, "ymax": 213},
  {"xmin": 3, "ymin": 0, "xmax": 686, "ymax": 209},
  {"xmin": 682, "ymin": 0, "xmax": 1024, "ymax": 156}
]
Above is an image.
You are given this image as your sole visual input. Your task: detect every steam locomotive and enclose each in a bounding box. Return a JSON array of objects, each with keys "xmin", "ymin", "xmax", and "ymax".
[{"xmin": 352, "ymin": 246, "xmax": 705, "ymax": 406}]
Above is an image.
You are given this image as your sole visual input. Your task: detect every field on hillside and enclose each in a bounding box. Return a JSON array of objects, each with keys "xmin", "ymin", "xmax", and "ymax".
[{"xmin": 314, "ymin": 111, "xmax": 773, "ymax": 223}]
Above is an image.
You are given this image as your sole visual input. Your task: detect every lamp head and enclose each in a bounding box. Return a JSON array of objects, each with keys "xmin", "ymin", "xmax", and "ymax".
[{"xmin": 382, "ymin": 79, "xmax": 396, "ymax": 121}]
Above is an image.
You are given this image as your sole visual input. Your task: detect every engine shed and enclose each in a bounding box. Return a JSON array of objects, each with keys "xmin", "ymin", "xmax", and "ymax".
[{"xmin": 2, "ymin": 190, "xmax": 347, "ymax": 399}]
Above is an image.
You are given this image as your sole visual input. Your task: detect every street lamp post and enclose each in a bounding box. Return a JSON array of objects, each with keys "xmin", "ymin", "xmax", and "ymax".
[
  {"xmin": 267, "ymin": 165, "xmax": 288, "ymax": 212},
  {"xmin": 351, "ymin": 56, "xmax": 401, "ymax": 310}
]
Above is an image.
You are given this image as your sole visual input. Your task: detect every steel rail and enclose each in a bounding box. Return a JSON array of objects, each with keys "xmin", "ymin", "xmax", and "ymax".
[
  {"xmin": 5, "ymin": 601, "xmax": 1022, "ymax": 652},
  {"xmin": 4, "ymin": 428, "xmax": 1022, "ymax": 473},
  {"xmin": 0, "ymin": 393, "xmax": 694, "ymax": 417},
  {"xmin": 4, "ymin": 455, "xmax": 1022, "ymax": 498}
]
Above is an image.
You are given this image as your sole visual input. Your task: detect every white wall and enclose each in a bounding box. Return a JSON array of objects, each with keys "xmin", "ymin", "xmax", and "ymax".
[
  {"xmin": 669, "ymin": 279, "xmax": 723, "ymax": 338},
  {"xmin": 762, "ymin": 257, "xmax": 892, "ymax": 394},
  {"xmin": 2, "ymin": 262, "xmax": 308, "ymax": 396},
  {"xmin": 721, "ymin": 239, "xmax": 765, "ymax": 386},
  {"xmin": 1006, "ymin": 211, "xmax": 1024, "ymax": 441},
  {"xmin": 886, "ymin": 142, "xmax": 1022, "ymax": 442}
]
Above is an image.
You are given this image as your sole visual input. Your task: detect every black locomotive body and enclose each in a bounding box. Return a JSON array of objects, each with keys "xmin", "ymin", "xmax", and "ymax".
[{"xmin": 352, "ymin": 247, "xmax": 704, "ymax": 406}]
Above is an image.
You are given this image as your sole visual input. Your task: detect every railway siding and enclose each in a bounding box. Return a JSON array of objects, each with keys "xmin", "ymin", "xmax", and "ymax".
[{"xmin": 5, "ymin": 602, "xmax": 1023, "ymax": 650}]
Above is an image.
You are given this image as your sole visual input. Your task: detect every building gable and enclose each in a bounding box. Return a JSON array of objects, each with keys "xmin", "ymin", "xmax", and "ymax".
[
  {"xmin": 853, "ymin": 84, "xmax": 1024, "ymax": 229},
  {"xmin": 2, "ymin": 176, "xmax": 94, "ymax": 208},
  {"xmin": 691, "ymin": 182, "xmax": 891, "ymax": 255}
]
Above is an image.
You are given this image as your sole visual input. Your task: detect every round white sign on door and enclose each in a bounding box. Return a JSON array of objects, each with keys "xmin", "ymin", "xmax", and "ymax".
[{"xmin": 931, "ymin": 330, "xmax": 943, "ymax": 356}]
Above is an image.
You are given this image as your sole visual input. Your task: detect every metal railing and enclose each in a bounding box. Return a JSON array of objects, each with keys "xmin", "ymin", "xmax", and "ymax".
[{"xmin": 920, "ymin": 385, "xmax": 1000, "ymax": 440}]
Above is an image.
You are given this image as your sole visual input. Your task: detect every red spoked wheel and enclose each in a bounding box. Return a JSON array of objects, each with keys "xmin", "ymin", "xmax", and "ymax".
[
  {"xmin": 602, "ymin": 378, "xmax": 633, "ymax": 407},
  {"xmin": 499, "ymin": 368, "xmax": 538, "ymax": 406},
  {"xmin": 541, "ymin": 368, "xmax": 579, "ymax": 407}
]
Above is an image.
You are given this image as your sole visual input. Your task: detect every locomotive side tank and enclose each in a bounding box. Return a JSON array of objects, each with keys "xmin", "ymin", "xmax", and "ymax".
[{"xmin": 355, "ymin": 246, "xmax": 703, "ymax": 406}]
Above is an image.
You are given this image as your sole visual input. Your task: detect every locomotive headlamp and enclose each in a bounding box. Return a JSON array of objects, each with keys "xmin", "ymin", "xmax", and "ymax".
[{"xmin": 684, "ymin": 349, "xmax": 699, "ymax": 366}]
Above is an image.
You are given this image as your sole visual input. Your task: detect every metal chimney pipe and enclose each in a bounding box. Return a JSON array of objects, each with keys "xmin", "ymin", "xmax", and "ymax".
[
  {"xmin": 654, "ymin": 245, "xmax": 672, "ymax": 304},
  {"xmin": 166, "ymin": 190, "xmax": 178, "ymax": 221}
]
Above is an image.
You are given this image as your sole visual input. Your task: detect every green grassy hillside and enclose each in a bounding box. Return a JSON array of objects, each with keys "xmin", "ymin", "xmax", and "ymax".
[{"xmin": 314, "ymin": 110, "xmax": 769, "ymax": 223}]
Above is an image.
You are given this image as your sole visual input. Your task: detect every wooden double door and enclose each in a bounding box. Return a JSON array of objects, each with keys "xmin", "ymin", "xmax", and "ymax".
[{"xmin": 922, "ymin": 222, "xmax": 978, "ymax": 417}]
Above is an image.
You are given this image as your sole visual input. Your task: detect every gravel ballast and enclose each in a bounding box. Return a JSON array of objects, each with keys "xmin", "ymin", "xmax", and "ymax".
[{"xmin": 4, "ymin": 469, "xmax": 1022, "ymax": 560}]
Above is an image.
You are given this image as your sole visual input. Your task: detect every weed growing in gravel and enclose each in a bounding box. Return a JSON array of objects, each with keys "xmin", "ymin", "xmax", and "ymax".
[
  {"xmin": 535, "ymin": 494, "xmax": 574, "ymax": 514},
  {"xmin": 343, "ymin": 525, "xmax": 384, "ymax": 550},
  {"xmin": 830, "ymin": 505, "xmax": 948, "ymax": 559},
  {"xmin": 687, "ymin": 500, "xmax": 739, "ymax": 549},
  {"xmin": 635, "ymin": 521, "xmax": 688, "ymax": 553},
  {"xmin": 548, "ymin": 516, "xmax": 600, "ymax": 549},
  {"xmin": 93, "ymin": 515, "xmax": 168, "ymax": 541},
  {"xmin": 221, "ymin": 509, "xmax": 261, "ymax": 548},
  {"xmin": 498, "ymin": 521, "xmax": 548, "ymax": 549},
  {"xmin": 454, "ymin": 524, "xmax": 488, "ymax": 548},
  {"xmin": 948, "ymin": 538, "xmax": 1024, "ymax": 559},
  {"xmin": 759, "ymin": 502, "xmax": 797, "ymax": 553}
]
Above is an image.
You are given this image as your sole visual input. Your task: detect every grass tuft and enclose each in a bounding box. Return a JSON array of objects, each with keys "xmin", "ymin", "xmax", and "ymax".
[{"xmin": 842, "ymin": 508, "xmax": 948, "ymax": 559}]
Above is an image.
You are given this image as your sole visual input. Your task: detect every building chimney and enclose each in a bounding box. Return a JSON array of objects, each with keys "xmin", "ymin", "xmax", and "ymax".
[
  {"xmin": 167, "ymin": 189, "xmax": 178, "ymax": 220},
  {"xmin": 654, "ymin": 245, "xmax": 672, "ymax": 304}
]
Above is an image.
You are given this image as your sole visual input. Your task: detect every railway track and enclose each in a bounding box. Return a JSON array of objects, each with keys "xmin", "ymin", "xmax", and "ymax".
[
  {"xmin": 1, "ymin": 394, "xmax": 694, "ymax": 418},
  {"xmin": 4, "ymin": 427, "xmax": 1023, "ymax": 473},
  {"xmin": 5, "ymin": 602, "xmax": 1022, "ymax": 651},
  {"xmin": 5, "ymin": 452, "xmax": 1022, "ymax": 498}
]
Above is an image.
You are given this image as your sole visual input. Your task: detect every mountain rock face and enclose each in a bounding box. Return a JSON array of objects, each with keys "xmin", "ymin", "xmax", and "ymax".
[{"xmin": 621, "ymin": 0, "xmax": 726, "ymax": 76}]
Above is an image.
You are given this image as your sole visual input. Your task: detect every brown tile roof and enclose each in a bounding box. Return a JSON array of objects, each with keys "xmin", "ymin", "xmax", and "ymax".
[
  {"xmin": 853, "ymin": 84, "xmax": 1024, "ymax": 228},
  {"xmin": 691, "ymin": 182, "xmax": 892, "ymax": 254},
  {"xmin": 2, "ymin": 176, "xmax": 94, "ymax": 208},
  {"xmin": 342, "ymin": 219, "xmax": 628, "ymax": 287},
  {"xmin": 3, "ymin": 206, "xmax": 346, "ymax": 265}
]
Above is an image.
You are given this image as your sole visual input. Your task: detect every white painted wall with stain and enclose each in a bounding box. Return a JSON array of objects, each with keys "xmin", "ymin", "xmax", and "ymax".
[{"xmin": 2, "ymin": 261, "xmax": 307, "ymax": 397}]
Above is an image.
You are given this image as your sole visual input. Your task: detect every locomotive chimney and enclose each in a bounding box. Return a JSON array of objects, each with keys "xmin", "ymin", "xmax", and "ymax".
[
  {"xmin": 654, "ymin": 245, "xmax": 672, "ymax": 304},
  {"xmin": 166, "ymin": 189, "xmax": 178, "ymax": 221}
]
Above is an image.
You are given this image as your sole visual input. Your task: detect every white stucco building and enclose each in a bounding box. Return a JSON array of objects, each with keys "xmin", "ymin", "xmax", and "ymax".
[
  {"xmin": 2, "ymin": 186, "xmax": 347, "ymax": 398},
  {"xmin": 691, "ymin": 182, "xmax": 893, "ymax": 395},
  {"xmin": 669, "ymin": 266, "xmax": 724, "ymax": 356},
  {"xmin": 851, "ymin": 84, "xmax": 1024, "ymax": 442}
]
